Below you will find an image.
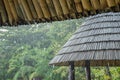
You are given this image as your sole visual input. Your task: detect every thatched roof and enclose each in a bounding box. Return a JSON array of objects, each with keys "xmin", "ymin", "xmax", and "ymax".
[
  {"xmin": 0, "ymin": 0, "xmax": 120, "ymax": 26},
  {"xmin": 50, "ymin": 12, "xmax": 120, "ymax": 66}
]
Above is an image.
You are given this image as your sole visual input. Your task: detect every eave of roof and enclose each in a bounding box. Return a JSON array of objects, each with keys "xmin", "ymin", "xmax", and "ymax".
[{"xmin": 0, "ymin": 0, "xmax": 120, "ymax": 26}]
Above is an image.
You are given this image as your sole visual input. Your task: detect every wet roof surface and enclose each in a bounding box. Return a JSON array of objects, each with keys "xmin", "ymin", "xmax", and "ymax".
[{"xmin": 50, "ymin": 12, "xmax": 120, "ymax": 66}]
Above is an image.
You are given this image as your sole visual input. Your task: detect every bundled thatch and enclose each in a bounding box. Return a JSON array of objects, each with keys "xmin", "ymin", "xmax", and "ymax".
[
  {"xmin": 50, "ymin": 12, "xmax": 120, "ymax": 66},
  {"xmin": 0, "ymin": 0, "xmax": 120, "ymax": 26}
]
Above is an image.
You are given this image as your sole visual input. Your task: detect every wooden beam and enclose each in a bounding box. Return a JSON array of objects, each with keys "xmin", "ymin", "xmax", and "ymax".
[
  {"xmin": 105, "ymin": 65, "xmax": 112, "ymax": 80},
  {"xmin": 85, "ymin": 61, "xmax": 91, "ymax": 80},
  {"xmin": 68, "ymin": 62, "xmax": 75, "ymax": 80}
]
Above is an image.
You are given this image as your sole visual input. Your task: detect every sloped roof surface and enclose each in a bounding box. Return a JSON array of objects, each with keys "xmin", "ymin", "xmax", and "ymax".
[
  {"xmin": 0, "ymin": 0, "xmax": 120, "ymax": 26},
  {"xmin": 50, "ymin": 12, "xmax": 120, "ymax": 66}
]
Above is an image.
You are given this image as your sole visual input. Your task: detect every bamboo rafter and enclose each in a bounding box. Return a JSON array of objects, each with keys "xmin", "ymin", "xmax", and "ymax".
[{"xmin": 0, "ymin": 0, "xmax": 120, "ymax": 26}]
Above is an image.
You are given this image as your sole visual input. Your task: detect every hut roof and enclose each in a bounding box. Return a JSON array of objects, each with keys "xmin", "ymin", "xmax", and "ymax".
[
  {"xmin": 0, "ymin": 0, "xmax": 120, "ymax": 26},
  {"xmin": 49, "ymin": 12, "xmax": 120, "ymax": 66}
]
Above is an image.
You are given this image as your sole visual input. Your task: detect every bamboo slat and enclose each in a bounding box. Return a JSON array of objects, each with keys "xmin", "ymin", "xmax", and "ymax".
[
  {"xmin": 81, "ymin": 0, "xmax": 92, "ymax": 11},
  {"xmin": 46, "ymin": 0, "xmax": 57, "ymax": 17},
  {"xmin": 8, "ymin": 0, "xmax": 18, "ymax": 22},
  {"xmin": 0, "ymin": 0, "xmax": 7, "ymax": 23},
  {"xmin": 74, "ymin": 0, "xmax": 83, "ymax": 13},
  {"xmin": 3, "ymin": 0, "xmax": 14, "ymax": 25},
  {"xmin": 90, "ymin": 0, "xmax": 100, "ymax": 10},
  {"xmin": 52, "ymin": 0, "xmax": 63, "ymax": 16},
  {"xmin": 20, "ymin": 0, "xmax": 33, "ymax": 21},
  {"xmin": 115, "ymin": 0, "xmax": 120, "ymax": 4},
  {"xmin": 13, "ymin": 0, "xmax": 24, "ymax": 20},
  {"xmin": 59, "ymin": 0, "xmax": 69, "ymax": 15},
  {"xmin": 99, "ymin": 0, "xmax": 108, "ymax": 9},
  {"xmin": 17, "ymin": 0, "xmax": 27, "ymax": 21},
  {"xmin": 38, "ymin": 0, "xmax": 51, "ymax": 19},
  {"xmin": 66, "ymin": 0, "xmax": 76, "ymax": 13},
  {"xmin": 0, "ymin": 12, "xmax": 1, "ymax": 24},
  {"xmin": 0, "ymin": 0, "xmax": 120, "ymax": 26},
  {"xmin": 32, "ymin": 0, "xmax": 44, "ymax": 19},
  {"xmin": 66, "ymin": 0, "xmax": 77, "ymax": 18},
  {"xmin": 106, "ymin": 0, "xmax": 116, "ymax": 7},
  {"xmin": 26, "ymin": 0, "xmax": 38, "ymax": 19}
]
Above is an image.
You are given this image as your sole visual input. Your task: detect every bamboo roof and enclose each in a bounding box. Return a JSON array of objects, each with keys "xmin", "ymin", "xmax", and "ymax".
[
  {"xmin": 0, "ymin": 0, "xmax": 120, "ymax": 26},
  {"xmin": 50, "ymin": 12, "xmax": 120, "ymax": 66}
]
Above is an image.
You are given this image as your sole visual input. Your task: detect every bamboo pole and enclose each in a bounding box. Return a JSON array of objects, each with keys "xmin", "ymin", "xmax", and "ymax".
[
  {"xmin": 17, "ymin": 0, "xmax": 27, "ymax": 21},
  {"xmin": 90, "ymin": 0, "xmax": 100, "ymax": 10},
  {"xmin": 3, "ymin": 0, "xmax": 14, "ymax": 25},
  {"xmin": 106, "ymin": 0, "xmax": 116, "ymax": 7},
  {"xmin": 8, "ymin": 0, "xmax": 18, "ymax": 23},
  {"xmin": 20, "ymin": 0, "xmax": 33, "ymax": 21},
  {"xmin": 66, "ymin": 0, "xmax": 76, "ymax": 13},
  {"xmin": 66, "ymin": 0, "xmax": 77, "ymax": 18},
  {"xmin": 0, "ymin": 12, "xmax": 2, "ymax": 25},
  {"xmin": 26, "ymin": 0, "xmax": 38, "ymax": 19},
  {"xmin": 0, "ymin": 0, "xmax": 8, "ymax": 23},
  {"xmin": 59, "ymin": 0, "xmax": 69, "ymax": 15},
  {"xmin": 52, "ymin": 0, "xmax": 63, "ymax": 16},
  {"xmin": 68, "ymin": 62, "xmax": 75, "ymax": 80},
  {"xmin": 99, "ymin": 0, "xmax": 108, "ymax": 9},
  {"xmin": 74, "ymin": 0, "xmax": 83, "ymax": 13},
  {"xmin": 32, "ymin": 0, "xmax": 44, "ymax": 19},
  {"xmin": 46, "ymin": 0, "xmax": 57, "ymax": 17},
  {"xmin": 13, "ymin": 0, "xmax": 24, "ymax": 20},
  {"xmin": 85, "ymin": 61, "xmax": 91, "ymax": 80},
  {"xmin": 115, "ymin": 0, "xmax": 120, "ymax": 4},
  {"xmin": 38, "ymin": 0, "xmax": 51, "ymax": 19},
  {"xmin": 81, "ymin": 0, "xmax": 92, "ymax": 11}
]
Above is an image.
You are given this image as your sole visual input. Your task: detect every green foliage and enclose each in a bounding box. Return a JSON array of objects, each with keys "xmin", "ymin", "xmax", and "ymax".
[{"xmin": 0, "ymin": 19, "xmax": 120, "ymax": 80}]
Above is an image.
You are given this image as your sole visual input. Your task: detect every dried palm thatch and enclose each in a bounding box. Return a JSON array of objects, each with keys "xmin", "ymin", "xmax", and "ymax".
[
  {"xmin": 50, "ymin": 12, "xmax": 120, "ymax": 66},
  {"xmin": 0, "ymin": 0, "xmax": 120, "ymax": 26}
]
